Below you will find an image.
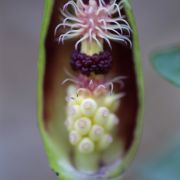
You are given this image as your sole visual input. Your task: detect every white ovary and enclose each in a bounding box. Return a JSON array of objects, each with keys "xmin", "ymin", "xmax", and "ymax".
[
  {"xmin": 69, "ymin": 130, "xmax": 81, "ymax": 145},
  {"xmin": 78, "ymin": 138, "xmax": 95, "ymax": 154},
  {"xmin": 80, "ymin": 98, "xmax": 97, "ymax": 116},
  {"xmin": 89, "ymin": 125, "xmax": 104, "ymax": 141},
  {"xmin": 67, "ymin": 105, "xmax": 81, "ymax": 119},
  {"xmin": 75, "ymin": 117, "xmax": 92, "ymax": 135},
  {"xmin": 94, "ymin": 107, "xmax": 110, "ymax": 125},
  {"xmin": 65, "ymin": 85, "xmax": 121, "ymax": 154},
  {"xmin": 64, "ymin": 118, "xmax": 75, "ymax": 131},
  {"xmin": 105, "ymin": 114, "xmax": 119, "ymax": 131},
  {"xmin": 103, "ymin": 94, "xmax": 122, "ymax": 112},
  {"xmin": 98, "ymin": 134, "xmax": 113, "ymax": 150}
]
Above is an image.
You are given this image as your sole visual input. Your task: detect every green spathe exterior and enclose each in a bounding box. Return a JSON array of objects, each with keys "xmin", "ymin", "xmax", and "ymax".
[{"xmin": 37, "ymin": 0, "xmax": 144, "ymax": 179}]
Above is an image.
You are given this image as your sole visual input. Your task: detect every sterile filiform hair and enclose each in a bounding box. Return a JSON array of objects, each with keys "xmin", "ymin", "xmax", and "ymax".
[{"xmin": 55, "ymin": 0, "xmax": 132, "ymax": 49}]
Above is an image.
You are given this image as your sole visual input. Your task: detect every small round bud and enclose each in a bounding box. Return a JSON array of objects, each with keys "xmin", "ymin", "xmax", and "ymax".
[
  {"xmin": 89, "ymin": 125, "xmax": 104, "ymax": 141},
  {"xmin": 105, "ymin": 114, "xmax": 119, "ymax": 132},
  {"xmin": 64, "ymin": 118, "xmax": 74, "ymax": 131},
  {"xmin": 80, "ymin": 98, "xmax": 97, "ymax": 116},
  {"xmin": 98, "ymin": 134, "xmax": 113, "ymax": 150},
  {"xmin": 75, "ymin": 117, "xmax": 91, "ymax": 135},
  {"xmin": 93, "ymin": 85, "xmax": 107, "ymax": 97},
  {"xmin": 104, "ymin": 94, "xmax": 120, "ymax": 112},
  {"xmin": 69, "ymin": 131, "xmax": 81, "ymax": 145},
  {"xmin": 78, "ymin": 138, "xmax": 95, "ymax": 154},
  {"xmin": 94, "ymin": 107, "xmax": 110, "ymax": 125},
  {"xmin": 67, "ymin": 105, "xmax": 81, "ymax": 119}
]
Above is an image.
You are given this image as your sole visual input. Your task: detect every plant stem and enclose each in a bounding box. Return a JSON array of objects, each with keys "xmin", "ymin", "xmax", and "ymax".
[{"xmin": 74, "ymin": 148, "xmax": 100, "ymax": 173}]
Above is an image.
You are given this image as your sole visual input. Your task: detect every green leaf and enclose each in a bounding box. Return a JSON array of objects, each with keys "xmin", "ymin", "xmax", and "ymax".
[{"xmin": 151, "ymin": 45, "xmax": 180, "ymax": 87}]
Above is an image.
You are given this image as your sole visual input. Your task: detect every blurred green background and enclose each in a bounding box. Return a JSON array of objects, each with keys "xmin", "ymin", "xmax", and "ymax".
[{"xmin": 0, "ymin": 0, "xmax": 180, "ymax": 179}]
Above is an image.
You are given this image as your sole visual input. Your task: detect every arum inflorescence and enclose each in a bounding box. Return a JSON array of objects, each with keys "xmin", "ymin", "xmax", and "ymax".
[
  {"xmin": 55, "ymin": 0, "xmax": 130, "ymax": 173},
  {"xmin": 38, "ymin": 0, "xmax": 144, "ymax": 179}
]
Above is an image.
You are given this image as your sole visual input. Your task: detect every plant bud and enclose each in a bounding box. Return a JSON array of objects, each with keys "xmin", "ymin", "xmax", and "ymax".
[
  {"xmin": 80, "ymin": 98, "xmax": 97, "ymax": 116},
  {"xmin": 75, "ymin": 117, "xmax": 91, "ymax": 135},
  {"xmin": 78, "ymin": 138, "xmax": 95, "ymax": 154},
  {"xmin": 105, "ymin": 114, "xmax": 119, "ymax": 132},
  {"xmin": 94, "ymin": 107, "xmax": 110, "ymax": 125},
  {"xmin": 69, "ymin": 131, "xmax": 81, "ymax": 145},
  {"xmin": 64, "ymin": 118, "xmax": 74, "ymax": 131},
  {"xmin": 89, "ymin": 125, "xmax": 104, "ymax": 141},
  {"xmin": 98, "ymin": 134, "xmax": 113, "ymax": 150},
  {"xmin": 104, "ymin": 94, "xmax": 122, "ymax": 112},
  {"xmin": 67, "ymin": 105, "xmax": 81, "ymax": 119}
]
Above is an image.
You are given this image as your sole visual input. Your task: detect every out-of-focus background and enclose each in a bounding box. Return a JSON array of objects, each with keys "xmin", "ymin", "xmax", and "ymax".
[{"xmin": 0, "ymin": 0, "xmax": 180, "ymax": 180}]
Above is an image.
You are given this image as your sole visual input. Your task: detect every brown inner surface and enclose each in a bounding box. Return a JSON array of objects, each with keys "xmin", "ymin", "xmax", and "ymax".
[
  {"xmin": 111, "ymin": 42, "xmax": 138, "ymax": 151},
  {"xmin": 43, "ymin": 0, "xmax": 138, "ymax": 153}
]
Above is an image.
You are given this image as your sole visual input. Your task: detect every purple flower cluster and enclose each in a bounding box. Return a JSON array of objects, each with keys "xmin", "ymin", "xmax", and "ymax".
[{"xmin": 71, "ymin": 50, "xmax": 112, "ymax": 76}]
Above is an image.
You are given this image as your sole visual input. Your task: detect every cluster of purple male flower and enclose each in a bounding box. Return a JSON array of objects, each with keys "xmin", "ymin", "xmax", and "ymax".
[{"xmin": 71, "ymin": 50, "xmax": 112, "ymax": 75}]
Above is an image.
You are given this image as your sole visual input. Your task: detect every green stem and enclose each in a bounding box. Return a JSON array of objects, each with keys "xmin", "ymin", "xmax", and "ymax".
[{"xmin": 74, "ymin": 148, "xmax": 100, "ymax": 173}]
